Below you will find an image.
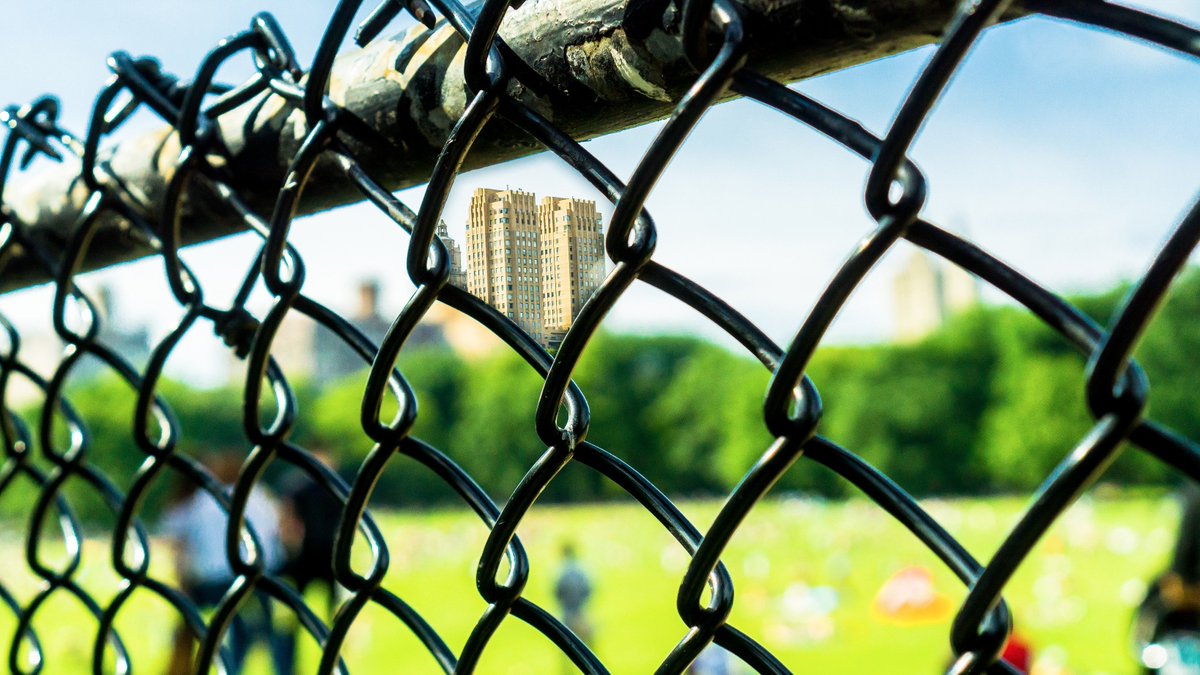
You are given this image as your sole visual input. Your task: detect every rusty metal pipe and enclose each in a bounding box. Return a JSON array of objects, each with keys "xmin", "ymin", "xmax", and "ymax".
[{"xmin": 1, "ymin": 0, "xmax": 1004, "ymax": 291}]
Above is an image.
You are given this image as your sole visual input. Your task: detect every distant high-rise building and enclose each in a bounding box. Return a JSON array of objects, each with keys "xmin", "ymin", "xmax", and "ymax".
[
  {"xmin": 893, "ymin": 250, "xmax": 979, "ymax": 342},
  {"xmin": 436, "ymin": 220, "xmax": 467, "ymax": 290},
  {"xmin": 539, "ymin": 196, "xmax": 605, "ymax": 347},
  {"xmin": 465, "ymin": 188, "xmax": 543, "ymax": 343},
  {"xmin": 464, "ymin": 188, "xmax": 605, "ymax": 348}
]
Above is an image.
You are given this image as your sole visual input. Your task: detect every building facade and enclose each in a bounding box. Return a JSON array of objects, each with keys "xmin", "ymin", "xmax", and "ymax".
[
  {"xmin": 465, "ymin": 188, "xmax": 544, "ymax": 343},
  {"xmin": 250, "ymin": 280, "xmax": 451, "ymax": 388},
  {"xmin": 539, "ymin": 196, "xmax": 605, "ymax": 346},
  {"xmin": 436, "ymin": 220, "xmax": 468, "ymax": 290},
  {"xmin": 893, "ymin": 250, "xmax": 979, "ymax": 342},
  {"xmin": 464, "ymin": 188, "xmax": 606, "ymax": 347}
]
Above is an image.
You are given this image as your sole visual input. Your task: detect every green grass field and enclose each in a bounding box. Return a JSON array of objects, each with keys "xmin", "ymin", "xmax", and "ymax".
[{"xmin": 0, "ymin": 492, "xmax": 1180, "ymax": 674}]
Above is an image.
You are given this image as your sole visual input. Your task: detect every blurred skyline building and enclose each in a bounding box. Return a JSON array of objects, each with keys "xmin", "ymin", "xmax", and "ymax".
[
  {"xmin": 464, "ymin": 188, "xmax": 606, "ymax": 348},
  {"xmin": 436, "ymin": 220, "xmax": 468, "ymax": 290},
  {"xmin": 893, "ymin": 250, "xmax": 979, "ymax": 342},
  {"xmin": 79, "ymin": 285, "xmax": 152, "ymax": 378},
  {"xmin": 7, "ymin": 284, "xmax": 152, "ymax": 404},
  {"xmin": 251, "ymin": 280, "xmax": 451, "ymax": 388}
]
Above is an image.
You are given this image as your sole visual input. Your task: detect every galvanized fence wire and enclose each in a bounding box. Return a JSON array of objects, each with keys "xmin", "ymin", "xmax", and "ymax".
[{"xmin": 0, "ymin": 0, "xmax": 1198, "ymax": 672}]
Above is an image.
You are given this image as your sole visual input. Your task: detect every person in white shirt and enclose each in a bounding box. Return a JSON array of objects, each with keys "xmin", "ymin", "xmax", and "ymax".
[{"xmin": 162, "ymin": 452, "xmax": 286, "ymax": 674}]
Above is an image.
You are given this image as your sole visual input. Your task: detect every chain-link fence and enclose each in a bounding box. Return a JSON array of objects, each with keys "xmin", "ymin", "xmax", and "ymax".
[{"xmin": 0, "ymin": 0, "xmax": 1198, "ymax": 673}]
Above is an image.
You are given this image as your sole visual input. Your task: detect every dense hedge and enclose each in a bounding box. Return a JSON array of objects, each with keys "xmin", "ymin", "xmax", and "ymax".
[{"xmin": 8, "ymin": 268, "xmax": 1199, "ymax": 524}]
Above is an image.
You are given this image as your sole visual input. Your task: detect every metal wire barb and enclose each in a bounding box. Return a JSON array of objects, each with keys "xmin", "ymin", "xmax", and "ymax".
[{"xmin": 1, "ymin": 0, "xmax": 1199, "ymax": 673}]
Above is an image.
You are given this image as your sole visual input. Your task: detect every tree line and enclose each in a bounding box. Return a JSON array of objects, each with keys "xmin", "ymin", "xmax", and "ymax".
[{"xmin": 6, "ymin": 268, "xmax": 1199, "ymax": 524}]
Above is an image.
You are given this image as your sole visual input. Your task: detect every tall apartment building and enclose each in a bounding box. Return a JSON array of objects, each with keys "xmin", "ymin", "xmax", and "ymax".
[
  {"xmin": 464, "ymin": 188, "xmax": 606, "ymax": 347},
  {"xmin": 465, "ymin": 188, "xmax": 545, "ymax": 343},
  {"xmin": 540, "ymin": 196, "xmax": 605, "ymax": 346}
]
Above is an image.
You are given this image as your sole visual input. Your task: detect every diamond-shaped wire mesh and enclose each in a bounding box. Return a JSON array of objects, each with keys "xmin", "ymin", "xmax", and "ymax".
[{"xmin": 0, "ymin": 0, "xmax": 1198, "ymax": 673}]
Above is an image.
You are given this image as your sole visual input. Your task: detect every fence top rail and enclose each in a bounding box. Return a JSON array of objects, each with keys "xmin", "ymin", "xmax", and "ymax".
[{"xmin": 0, "ymin": 0, "xmax": 1005, "ymax": 293}]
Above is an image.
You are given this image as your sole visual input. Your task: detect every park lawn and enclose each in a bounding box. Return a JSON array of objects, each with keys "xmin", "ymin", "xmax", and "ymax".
[{"xmin": 0, "ymin": 492, "xmax": 1179, "ymax": 674}]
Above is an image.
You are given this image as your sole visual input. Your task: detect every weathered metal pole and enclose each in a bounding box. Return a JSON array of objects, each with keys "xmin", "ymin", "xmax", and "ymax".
[{"xmin": 0, "ymin": 0, "xmax": 1004, "ymax": 291}]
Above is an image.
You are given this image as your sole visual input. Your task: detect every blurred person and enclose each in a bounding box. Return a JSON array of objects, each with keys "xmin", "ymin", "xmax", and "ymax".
[
  {"xmin": 688, "ymin": 644, "xmax": 733, "ymax": 675},
  {"xmin": 162, "ymin": 451, "xmax": 287, "ymax": 675},
  {"xmin": 277, "ymin": 447, "xmax": 346, "ymax": 674},
  {"xmin": 555, "ymin": 542, "xmax": 594, "ymax": 644},
  {"xmin": 1169, "ymin": 484, "xmax": 1200, "ymax": 593},
  {"xmin": 1134, "ymin": 484, "xmax": 1200, "ymax": 674}
]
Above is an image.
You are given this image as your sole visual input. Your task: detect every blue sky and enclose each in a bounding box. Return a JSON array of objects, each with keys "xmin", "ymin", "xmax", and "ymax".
[{"xmin": 1, "ymin": 1, "xmax": 1198, "ymax": 384}]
